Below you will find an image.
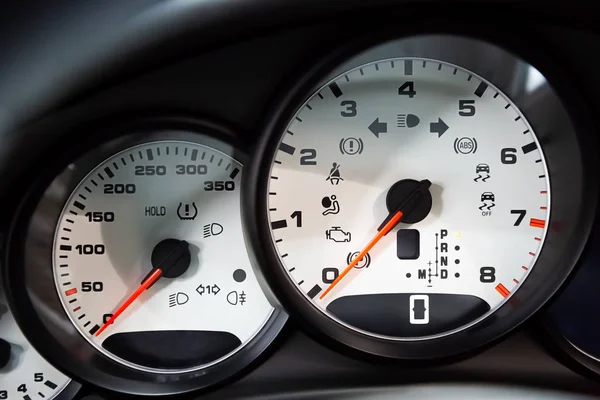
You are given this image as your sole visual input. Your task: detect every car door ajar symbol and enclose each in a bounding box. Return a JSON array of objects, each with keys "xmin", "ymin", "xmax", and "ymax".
[{"xmin": 409, "ymin": 295, "xmax": 429, "ymax": 324}]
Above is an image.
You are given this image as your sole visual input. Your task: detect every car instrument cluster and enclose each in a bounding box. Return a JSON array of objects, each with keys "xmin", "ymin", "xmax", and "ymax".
[{"xmin": 0, "ymin": 28, "xmax": 599, "ymax": 399}]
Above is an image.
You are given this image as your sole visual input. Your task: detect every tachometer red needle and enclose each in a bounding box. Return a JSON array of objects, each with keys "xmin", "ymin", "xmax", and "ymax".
[
  {"xmin": 95, "ymin": 268, "xmax": 162, "ymax": 337},
  {"xmin": 320, "ymin": 211, "xmax": 403, "ymax": 299},
  {"xmin": 320, "ymin": 179, "xmax": 431, "ymax": 300}
]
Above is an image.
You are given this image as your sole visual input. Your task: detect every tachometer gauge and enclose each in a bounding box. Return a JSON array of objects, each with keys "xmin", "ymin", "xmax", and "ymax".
[
  {"xmin": 6, "ymin": 119, "xmax": 286, "ymax": 395},
  {"xmin": 0, "ymin": 291, "xmax": 79, "ymax": 400},
  {"xmin": 244, "ymin": 35, "xmax": 596, "ymax": 360}
]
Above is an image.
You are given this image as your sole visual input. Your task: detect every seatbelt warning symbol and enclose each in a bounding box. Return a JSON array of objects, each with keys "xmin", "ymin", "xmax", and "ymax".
[{"xmin": 409, "ymin": 295, "xmax": 429, "ymax": 325}]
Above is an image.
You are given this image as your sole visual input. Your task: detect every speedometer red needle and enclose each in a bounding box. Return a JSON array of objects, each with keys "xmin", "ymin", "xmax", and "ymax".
[
  {"xmin": 95, "ymin": 239, "xmax": 190, "ymax": 337},
  {"xmin": 320, "ymin": 211, "xmax": 403, "ymax": 299},
  {"xmin": 95, "ymin": 268, "xmax": 162, "ymax": 337}
]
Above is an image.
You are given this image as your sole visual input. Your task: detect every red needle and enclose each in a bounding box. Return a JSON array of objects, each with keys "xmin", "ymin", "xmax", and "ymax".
[
  {"xmin": 95, "ymin": 268, "xmax": 162, "ymax": 337},
  {"xmin": 320, "ymin": 179, "xmax": 431, "ymax": 300},
  {"xmin": 320, "ymin": 211, "xmax": 403, "ymax": 299},
  {"xmin": 95, "ymin": 239, "xmax": 190, "ymax": 337}
]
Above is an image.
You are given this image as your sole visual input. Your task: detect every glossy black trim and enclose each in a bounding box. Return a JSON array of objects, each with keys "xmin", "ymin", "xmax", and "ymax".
[
  {"xmin": 242, "ymin": 28, "xmax": 598, "ymax": 362},
  {"xmin": 4, "ymin": 2, "xmax": 600, "ymax": 123}
]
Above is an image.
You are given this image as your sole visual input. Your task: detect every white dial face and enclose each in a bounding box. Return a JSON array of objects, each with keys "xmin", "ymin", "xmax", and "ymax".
[
  {"xmin": 53, "ymin": 140, "xmax": 273, "ymax": 372},
  {"xmin": 267, "ymin": 58, "xmax": 550, "ymax": 339},
  {"xmin": 1, "ymin": 293, "xmax": 71, "ymax": 400}
]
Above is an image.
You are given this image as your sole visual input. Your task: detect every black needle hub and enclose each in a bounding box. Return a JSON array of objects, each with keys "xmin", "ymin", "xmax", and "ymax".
[
  {"xmin": 147, "ymin": 239, "xmax": 191, "ymax": 282},
  {"xmin": 379, "ymin": 179, "xmax": 432, "ymax": 230},
  {"xmin": 0, "ymin": 338, "xmax": 11, "ymax": 369}
]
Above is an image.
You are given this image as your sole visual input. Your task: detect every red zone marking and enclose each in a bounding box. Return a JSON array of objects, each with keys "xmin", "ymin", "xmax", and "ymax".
[
  {"xmin": 496, "ymin": 283, "xmax": 510, "ymax": 298},
  {"xmin": 530, "ymin": 218, "xmax": 546, "ymax": 228},
  {"xmin": 65, "ymin": 288, "xmax": 77, "ymax": 296},
  {"xmin": 520, "ymin": 211, "xmax": 547, "ymax": 292},
  {"xmin": 524, "ymin": 212, "xmax": 547, "ymax": 284}
]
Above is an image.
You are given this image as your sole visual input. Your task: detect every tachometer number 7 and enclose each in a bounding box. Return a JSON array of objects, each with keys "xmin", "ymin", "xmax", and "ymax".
[{"xmin": 511, "ymin": 209, "xmax": 526, "ymax": 226}]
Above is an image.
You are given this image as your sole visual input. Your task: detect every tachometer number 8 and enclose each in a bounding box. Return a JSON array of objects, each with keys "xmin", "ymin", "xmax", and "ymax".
[{"xmin": 479, "ymin": 267, "xmax": 496, "ymax": 283}]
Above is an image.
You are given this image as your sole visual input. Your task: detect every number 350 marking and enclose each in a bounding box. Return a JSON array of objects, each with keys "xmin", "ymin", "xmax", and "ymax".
[{"xmin": 204, "ymin": 181, "xmax": 235, "ymax": 191}]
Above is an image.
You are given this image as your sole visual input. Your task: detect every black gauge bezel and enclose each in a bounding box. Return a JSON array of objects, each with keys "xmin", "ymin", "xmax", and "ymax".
[
  {"xmin": 538, "ymin": 315, "xmax": 600, "ymax": 383},
  {"xmin": 55, "ymin": 381, "xmax": 82, "ymax": 400},
  {"xmin": 4, "ymin": 115, "xmax": 287, "ymax": 396},
  {"xmin": 536, "ymin": 209, "xmax": 600, "ymax": 382},
  {"xmin": 243, "ymin": 31, "xmax": 598, "ymax": 362}
]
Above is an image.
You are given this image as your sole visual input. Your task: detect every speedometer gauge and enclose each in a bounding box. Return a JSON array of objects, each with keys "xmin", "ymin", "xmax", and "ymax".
[
  {"xmin": 244, "ymin": 35, "xmax": 596, "ymax": 360},
  {"xmin": 53, "ymin": 139, "xmax": 271, "ymax": 373},
  {"xmin": 6, "ymin": 119, "xmax": 286, "ymax": 395}
]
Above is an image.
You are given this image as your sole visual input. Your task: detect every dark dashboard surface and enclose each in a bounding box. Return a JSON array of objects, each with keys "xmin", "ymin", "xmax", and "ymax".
[{"xmin": 1, "ymin": 1, "xmax": 600, "ymax": 399}]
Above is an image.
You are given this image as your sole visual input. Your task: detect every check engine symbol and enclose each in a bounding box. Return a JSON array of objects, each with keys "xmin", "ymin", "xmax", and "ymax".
[{"xmin": 326, "ymin": 227, "xmax": 351, "ymax": 243}]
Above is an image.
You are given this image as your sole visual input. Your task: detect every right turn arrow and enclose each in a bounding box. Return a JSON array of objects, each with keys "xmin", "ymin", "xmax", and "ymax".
[{"xmin": 429, "ymin": 118, "xmax": 449, "ymax": 138}]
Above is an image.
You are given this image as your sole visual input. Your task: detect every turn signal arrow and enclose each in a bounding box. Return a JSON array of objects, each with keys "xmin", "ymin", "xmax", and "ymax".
[
  {"xmin": 212, "ymin": 284, "xmax": 221, "ymax": 295},
  {"xmin": 430, "ymin": 118, "xmax": 449, "ymax": 138},
  {"xmin": 369, "ymin": 118, "xmax": 388, "ymax": 138}
]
